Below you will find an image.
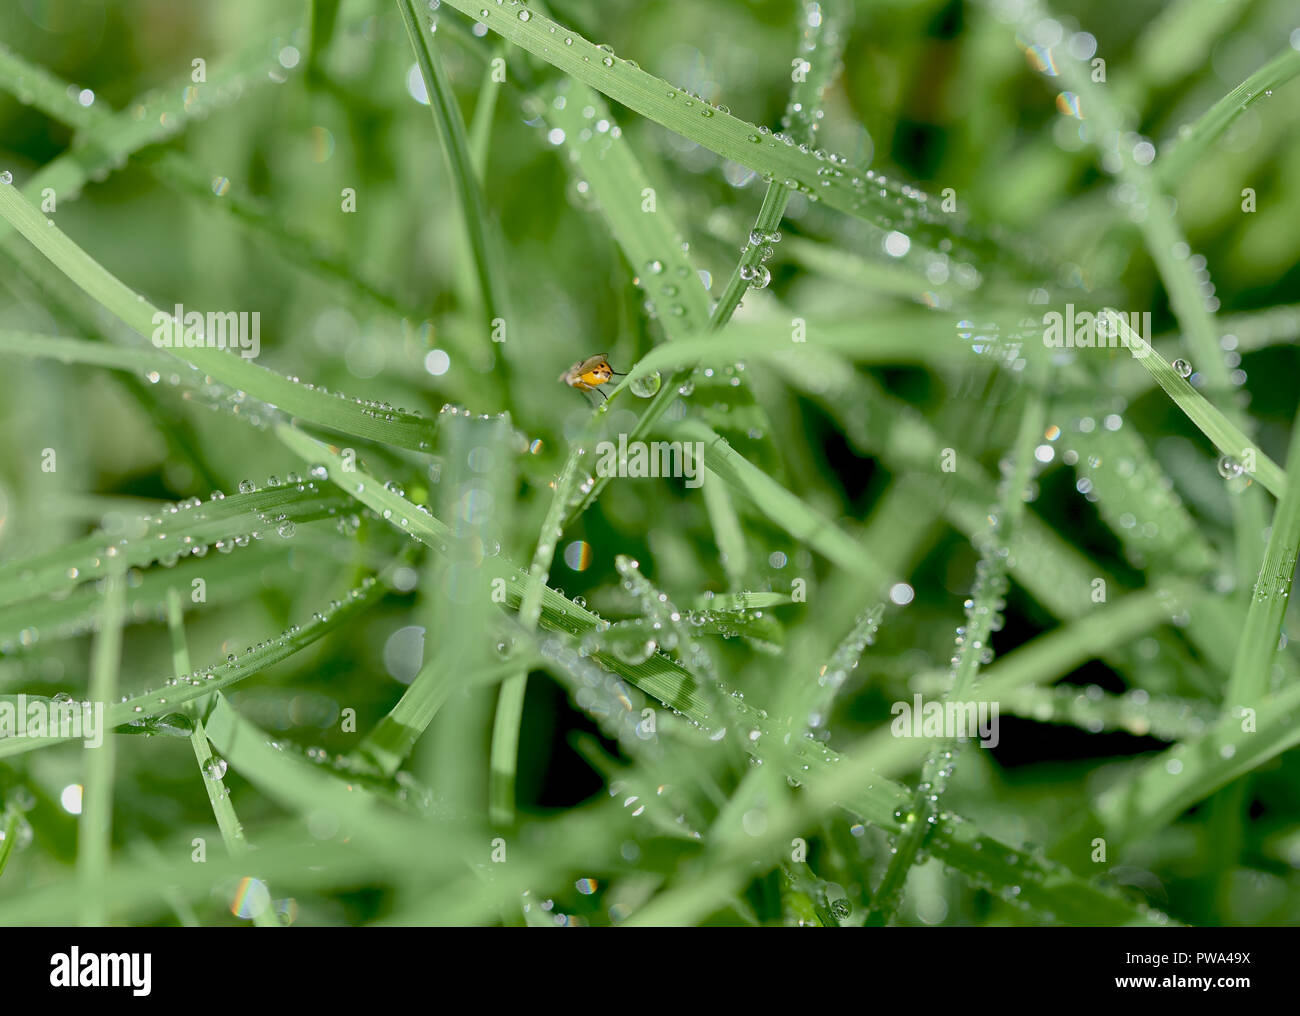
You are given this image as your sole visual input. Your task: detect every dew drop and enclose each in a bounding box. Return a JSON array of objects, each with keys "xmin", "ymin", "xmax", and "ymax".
[
  {"xmin": 630, "ymin": 371, "xmax": 662, "ymax": 398},
  {"xmin": 1217, "ymin": 455, "xmax": 1243, "ymax": 479},
  {"xmin": 204, "ymin": 756, "xmax": 228, "ymax": 780}
]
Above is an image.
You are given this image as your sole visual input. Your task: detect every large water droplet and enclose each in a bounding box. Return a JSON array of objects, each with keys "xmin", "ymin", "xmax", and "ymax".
[
  {"xmin": 1217, "ymin": 455, "xmax": 1243, "ymax": 479},
  {"xmin": 630, "ymin": 371, "xmax": 662, "ymax": 398},
  {"xmin": 204, "ymin": 756, "xmax": 228, "ymax": 780}
]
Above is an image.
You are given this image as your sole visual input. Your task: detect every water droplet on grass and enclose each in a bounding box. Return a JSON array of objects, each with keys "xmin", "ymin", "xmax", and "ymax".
[
  {"xmin": 630, "ymin": 371, "xmax": 661, "ymax": 397},
  {"xmin": 1217, "ymin": 455, "xmax": 1243, "ymax": 479}
]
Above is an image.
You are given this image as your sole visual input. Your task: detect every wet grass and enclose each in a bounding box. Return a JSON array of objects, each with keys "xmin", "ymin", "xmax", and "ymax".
[{"xmin": 0, "ymin": 0, "xmax": 1297, "ymax": 926}]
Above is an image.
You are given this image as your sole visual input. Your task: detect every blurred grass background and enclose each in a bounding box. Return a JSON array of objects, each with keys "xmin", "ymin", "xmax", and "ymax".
[{"xmin": 0, "ymin": 0, "xmax": 1297, "ymax": 926}]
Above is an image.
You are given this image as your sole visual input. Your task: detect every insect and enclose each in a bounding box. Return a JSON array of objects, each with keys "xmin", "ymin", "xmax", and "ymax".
[{"xmin": 558, "ymin": 354, "xmax": 626, "ymax": 402}]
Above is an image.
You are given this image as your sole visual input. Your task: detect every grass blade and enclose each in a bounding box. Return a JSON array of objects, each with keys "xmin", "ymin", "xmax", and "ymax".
[
  {"xmin": 1158, "ymin": 46, "xmax": 1300, "ymax": 187},
  {"xmin": 398, "ymin": 0, "xmax": 513, "ymax": 357},
  {"xmin": 438, "ymin": 0, "xmax": 1040, "ymax": 279},
  {"xmin": 1107, "ymin": 311, "xmax": 1286, "ymax": 498},
  {"xmin": 77, "ymin": 562, "xmax": 126, "ymax": 925},
  {"xmin": 0, "ymin": 181, "xmax": 438, "ymax": 451}
]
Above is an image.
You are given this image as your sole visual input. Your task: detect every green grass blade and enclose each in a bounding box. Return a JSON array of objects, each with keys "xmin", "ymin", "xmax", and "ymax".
[
  {"xmin": 274, "ymin": 423, "xmax": 713, "ymax": 718},
  {"xmin": 1107, "ymin": 311, "xmax": 1286, "ymax": 498},
  {"xmin": 1095, "ymin": 399, "xmax": 1300, "ymax": 841},
  {"xmin": 0, "ymin": 569, "xmax": 388, "ymax": 759},
  {"xmin": 0, "ymin": 809, "xmax": 18, "ymax": 881},
  {"xmin": 0, "ymin": 181, "xmax": 438, "ymax": 451},
  {"xmin": 0, "ymin": 484, "xmax": 348, "ymax": 611},
  {"xmin": 77, "ymin": 561, "xmax": 126, "ymax": 925},
  {"xmin": 673, "ymin": 419, "xmax": 894, "ymax": 596},
  {"xmin": 1158, "ymin": 46, "xmax": 1300, "ymax": 187},
  {"xmin": 437, "ymin": 0, "xmax": 1036, "ymax": 278},
  {"xmin": 398, "ymin": 0, "xmax": 513, "ymax": 353},
  {"xmin": 164, "ymin": 589, "xmax": 279, "ymax": 927},
  {"xmin": 1016, "ymin": 0, "xmax": 1271, "ymax": 588}
]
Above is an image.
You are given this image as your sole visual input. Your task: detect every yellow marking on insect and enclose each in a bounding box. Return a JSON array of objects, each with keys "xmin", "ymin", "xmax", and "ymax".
[{"xmin": 558, "ymin": 354, "xmax": 625, "ymax": 399}]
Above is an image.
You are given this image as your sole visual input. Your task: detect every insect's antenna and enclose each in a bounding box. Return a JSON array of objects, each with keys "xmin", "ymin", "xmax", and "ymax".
[{"xmin": 608, "ymin": 370, "xmax": 628, "ymax": 376}]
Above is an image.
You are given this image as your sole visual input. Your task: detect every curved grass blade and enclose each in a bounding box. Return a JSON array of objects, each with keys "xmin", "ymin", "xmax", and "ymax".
[
  {"xmin": 995, "ymin": 682, "xmax": 1216, "ymax": 741},
  {"xmin": 1094, "ymin": 678, "xmax": 1300, "ymax": 847},
  {"xmin": 489, "ymin": 431, "xmax": 580, "ymax": 826},
  {"xmin": 274, "ymin": 424, "xmax": 713, "ymax": 720},
  {"xmin": 165, "ymin": 590, "xmax": 279, "ymax": 927},
  {"xmin": 0, "ymin": 182, "xmax": 439, "ymax": 451},
  {"xmin": 709, "ymin": 0, "xmax": 846, "ymax": 328},
  {"xmin": 1007, "ymin": 0, "xmax": 1270, "ymax": 587},
  {"xmin": 1107, "ymin": 311, "xmax": 1286, "ymax": 498},
  {"xmin": 867, "ymin": 377, "xmax": 1044, "ymax": 925},
  {"xmin": 1096, "ymin": 397, "xmax": 1300, "ymax": 842},
  {"xmin": 851, "ymin": 585, "xmax": 1196, "ymax": 779},
  {"xmin": 0, "ymin": 484, "xmax": 349, "ymax": 611},
  {"xmin": 1053, "ymin": 394, "xmax": 1219, "ymax": 575},
  {"xmin": 0, "ymin": 568, "xmax": 388, "ymax": 758},
  {"xmin": 1158, "ymin": 45, "xmax": 1300, "ymax": 187},
  {"xmin": 398, "ymin": 0, "xmax": 513, "ymax": 363},
  {"xmin": 0, "ymin": 18, "xmax": 303, "ymax": 240},
  {"xmin": 438, "ymin": 0, "xmax": 1045, "ymax": 280},
  {"xmin": 0, "ymin": 546, "xmax": 298, "ymax": 654}
]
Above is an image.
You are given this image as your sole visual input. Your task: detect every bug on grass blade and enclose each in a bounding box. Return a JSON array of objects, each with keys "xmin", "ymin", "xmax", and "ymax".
[{"xmin": 558, "ymin": 354, "xmax": 627, "ymax": 402}]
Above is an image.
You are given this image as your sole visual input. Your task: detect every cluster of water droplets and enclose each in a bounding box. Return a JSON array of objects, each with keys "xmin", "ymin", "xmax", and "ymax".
[
  {"xmin": 803, "ymin": 605, "xmax": 883, "ymax": 740},
  {"xmin": 0, "ymin": 786, "xmax": 36, "ymax": 854},
  {"xmin": 1010, "ymin": 682, "xmax": 1214, "ymax": 741},
  {"xmin": 610, "ymin": 556, "xmax": 718, "ymax": 681},
  {"xmin": 780, "ymin": 0, "xmax": 842, "ymax": 143},
  {"xmin": 608, "ymin": 776, "xmax": 703, "ymax": 842},
  {"xmin": 537, "ymin": 634, "xmax": 662, "ymax": 757},
  {"xmin": 737, "ymin": 228, "xmax": 781, "ymax": 290},
  {"xmin": 885, "ymin": 464, "xmax": 1019, "ymax": 859},
  {"xmin": 626, "ymin": 246, "xmax": 707, "ymax": 330},
  {"xmin": 520, "ymin": 0, "xmax": 1045, "ymax": 278},
  {"xmin": 951, "ymin": 538, "xmax": 1013, "ymax": 675},
  {"xmin": 1054, "ymin": 405, "xmax": 1221, "ymax": 569},
  {"xmin": 0, "ymin": 479, "xmax": 360, "ymax": 654},
  {"xmin": 954, "ymin": 314, "xmax": 1041, "ymax": 370},
  {"xmin": 108, "ymin": 576, "xmax": 378, "ymax": 728},
  {"xmin": 1249, "ymin": 547, "xmax": 1296, "ymax": 614},
  {"xmin": 139, "ymin": 339, "xmax": 434, "ymax": 446}
]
